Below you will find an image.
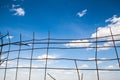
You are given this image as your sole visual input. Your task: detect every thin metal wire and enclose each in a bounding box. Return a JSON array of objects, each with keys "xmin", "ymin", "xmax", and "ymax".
[
  {"xmin": 74, "ymin": 60, "xmax": 80, "ymax": 80},
  {"xmin": 1, "ymin": 66, "xmax": 120, "ymax": 71},
  {"xmin": 2, "ymin": 45, "xmax": 120, "ymax": 55},
  {"xmin": 47, "ymin": 73, "xmax": 56, "ymax": 80},
  {"xmin": 0, "ymin": 33, "xmax": 8, "ymax": 39},
  {"xmin": 1, "ymin": 57, "xmax": 120, "ymax": 62},
  {"xmin": 3, "ymin": 32, "xmax": 11, "ymax": 80},
  {"xmin": 15, "ymin": 34, "xmax": 22, "ymax": 80},
  {"xmin": 0, "ymin": 32, "xmax": 8, "ymax": 65},
  {"xmin": 0, "ymin": 31, "xmax": 120, "ymax": 80},
  {"xmin": 1, "ymin": 38, "xmax": 120, "ymax": 46},
  {"xmin": 44, "ymin": 32, "xmax": 50, "ymax": 80},
  {"xmin": 109, "ymin": 27, "xmax": 120, "ymax": 68},
  {"xmin": 0, "ymin": 32, "xmax": 3, "ymax": 65},
  {"xmin": 50, "ymin": 33, "xmax": 120, "ymax": 41},
  {"xmin": 81, "ymin": 73, "xmax": 83, "ymax": 80},
  {"xmin": 95, "ymin": 29, "xmax": 100, "ymax": 80},
  {"xmin": 29, "ymin": 32, "xmax": 35, "ymax": 80}
]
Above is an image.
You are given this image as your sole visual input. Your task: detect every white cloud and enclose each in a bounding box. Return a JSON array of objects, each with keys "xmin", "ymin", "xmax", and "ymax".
[
  {"xmin": 105, "ymin": 15, "xmax": 120, "ymax": 23},
  {"xmin": 37, "ymin": 54, "xmax": 58, "ymax": 65},
  {"xmin": 6, "ymin": 35, "xmax": 14, "ymax": 39},
  {"xmin": 0, "ymin": 61, "xmax": 12, "ymax": 67},
  {"xmin": 80, "ymin": 64, "xmax": 89, "ymax": 68},
  {"xmin": 88, "ymin": 58, "xmax": 95, "ymax": 60},
  {"xmin": 10, "ymin": 4, "xmax": 25, "ymax": 16},
  {"xmin": 91, "ymin": 15, "xmax": 120, "ymax": 50},
  {"xmin": 105, "ymin": 65, "xmax": 114, "ymax": 69},
  {"xmin": 12, "ymin": 4, "xmax": 20, "ymax": 8},
  {"xmin": 88, "ymin": 58, "xmax": 103, "ymax": 64},
  {"xmin": 77, "ymin": 9, "xmax": 87, "ymax": 17},
  {"xmin": 97, "ymin": 42, "xmax": 113, "ymax": 51},
  {"xmin": 11, "ymin": 8, "xmax": 25, "ymax": 16},
  {"xmin": 97, "ymin": 61, "xmax": 103, "ymax": 64},
  {"xmin": 91, "ymin": 15, "xmax": 120, "ymax": 38},
  {"xmin": 88, "ymin": 57, "xmax": 107, "ymax": 60},
  {"xmin": 65, "ymin": 15, "xmax": 120, "ymax": 51},
  {"xmin": 37, "ymin": 54, "xmax": 56, "ymax": 59},
  {"xmin": 65, "ymin": 40, "xmax": 92, "ymax": 47}
]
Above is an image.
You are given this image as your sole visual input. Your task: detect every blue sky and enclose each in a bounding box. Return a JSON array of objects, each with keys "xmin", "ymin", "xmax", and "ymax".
[
  {"xmin": 0, "ymin": 0, "xmax": 120, "ymax": 38},
  {"xmin": 0, "ymin": 0, "xmax": 120, "ymax": 80}
]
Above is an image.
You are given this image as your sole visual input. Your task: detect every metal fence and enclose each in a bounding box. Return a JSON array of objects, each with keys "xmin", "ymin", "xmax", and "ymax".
[{"xmin": 0, "ymin": 28, "xmax": 120, "ymax": 80}]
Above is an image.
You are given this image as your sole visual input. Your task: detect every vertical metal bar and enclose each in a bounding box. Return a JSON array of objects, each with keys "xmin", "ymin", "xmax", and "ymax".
[
  {"xmin": 15, "ymin": 34, "xmax": 22, "ymax": 80},
  {"xmin": 0, "ymin": 32, "xmax": 3, "ymax": 65},
  {"xmin": 74, "ymin": 60, "xmax": 80, "ymax": 80},
  {"xmin": 109, "ymin": 27, "xmax": 120, "ymax": 68},
  {"xmin": 29, "ymin": 32, "xmax": 35, "ymax": 80},
  {"xmin": 47, "ymin": 73, "xmax": 56, "ymax": 80},
  {"xmin": 44, "ymin": 31, "xmax": 50, "ymax": 80},
  {"xmin": 95, "ymin": 29, "xmax": 100, "ymax": 80},
  {"xmin": 81, "ymin": 73, "xmax": 83, "ymax": 80},
  {"xmin": 4, "ymin": 32, "xmax": 11, "ymax": 80}
]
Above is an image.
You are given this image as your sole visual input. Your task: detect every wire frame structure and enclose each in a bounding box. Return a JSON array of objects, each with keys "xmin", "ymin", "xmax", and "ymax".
[{"xmin": 0, "ymin": 28, "xmax": 120, "ymax": 80}]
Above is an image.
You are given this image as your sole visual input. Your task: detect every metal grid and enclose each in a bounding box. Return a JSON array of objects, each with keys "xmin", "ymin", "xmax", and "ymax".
[{"xmin": 0, "ymin": 28, "xmax": 120, "ymax": 80}]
